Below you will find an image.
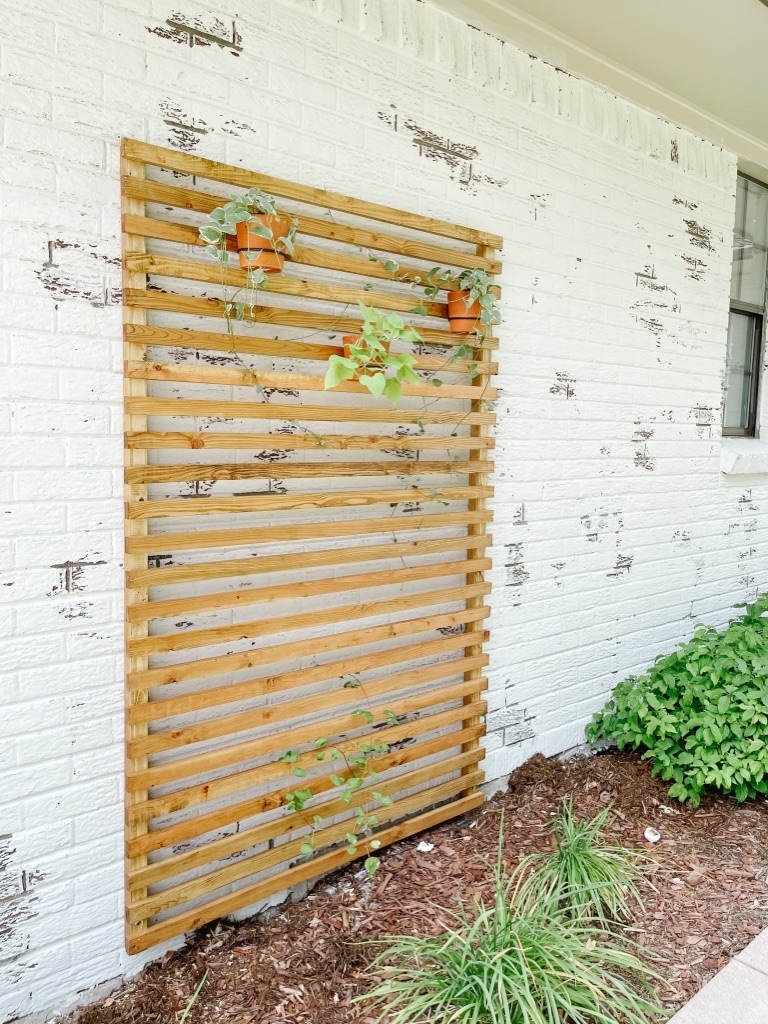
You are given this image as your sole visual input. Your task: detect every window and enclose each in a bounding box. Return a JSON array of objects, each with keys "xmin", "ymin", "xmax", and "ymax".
[{"xmin": 723, "ymin": 174, "xmax": 768, "ymax": 436}]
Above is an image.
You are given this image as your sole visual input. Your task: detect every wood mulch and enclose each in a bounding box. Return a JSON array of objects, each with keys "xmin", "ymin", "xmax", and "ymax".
[{"xmin": 71, "ymin": 751, "xmax": 768, "ymax": 1024}]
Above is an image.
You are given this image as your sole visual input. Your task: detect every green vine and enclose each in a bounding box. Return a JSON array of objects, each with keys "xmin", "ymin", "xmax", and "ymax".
[{"xmin": 279, "ymin": 684, "xmax": 400, "ymax": 877}]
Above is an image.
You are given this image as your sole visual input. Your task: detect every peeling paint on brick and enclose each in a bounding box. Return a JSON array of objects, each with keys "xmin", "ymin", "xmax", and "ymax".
[
  {"xmin": 377, "ymin": 106, "xmax": 507, "ymax": 192},
  {"xmin": 147, "ymin": 14, "xmax": 242, "ymax": 54},
  {"xmin": 36, "ymin": 240, "xmax": 121, "ymax": 306},
  {"xmin": 549, "ymin": 371, "xmax": 575, "ymax": 399}
]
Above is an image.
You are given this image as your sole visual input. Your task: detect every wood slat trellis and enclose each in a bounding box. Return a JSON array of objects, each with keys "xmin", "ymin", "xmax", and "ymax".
[{"xmin": 121, "ymin": 138, "xmax": 502, "ymax": 953}]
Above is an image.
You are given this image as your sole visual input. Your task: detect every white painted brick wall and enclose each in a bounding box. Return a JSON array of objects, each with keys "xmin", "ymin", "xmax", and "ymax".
[{"xmin": 0, "ymin": 0, "xmax": 758, "ymax": 1018}]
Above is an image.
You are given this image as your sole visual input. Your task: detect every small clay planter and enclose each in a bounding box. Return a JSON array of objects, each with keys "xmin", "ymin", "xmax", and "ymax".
[
  {"xmin": 447, "ymin": 289, "xmax": 481, "ymax": 333},
  {"xmin": 236, "ymin": 215, "xmax": 291, "ymax": 272},
  {"xmin": 342, "ymin": 335, "xmax": 391, "ymax": 362}
]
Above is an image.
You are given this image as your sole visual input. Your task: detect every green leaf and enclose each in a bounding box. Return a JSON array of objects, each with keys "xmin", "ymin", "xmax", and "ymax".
[
  {"xmin": 364, "ymin": 856, "xmax": 380, "ymax": 877},
  {"xmin": 324, "ymin": 356, "xmax": 355, "ymax": 390},
  {"xmin": 300, "ymin": 843, "xmax": 315, "ymax": 856},
  {"xmin": 383, "ymin": 377, "xmax": 402, "ymax": 404},
  {"xmin": 360, "ymin": 372, "xmax": 386, "ymax": 398},
  {"xmin": 199, "ymin": 225, "xmax": 222, "ymax": 242}
]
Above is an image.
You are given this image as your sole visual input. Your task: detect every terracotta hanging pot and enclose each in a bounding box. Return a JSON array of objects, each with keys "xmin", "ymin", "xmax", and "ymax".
[
  {"xmin": 447, "ymin": 289, "xmax": 481, "ymax": 333},
  {"xmin": 236, "ymin": 214, "xmax": 291, "ymax": 272}
]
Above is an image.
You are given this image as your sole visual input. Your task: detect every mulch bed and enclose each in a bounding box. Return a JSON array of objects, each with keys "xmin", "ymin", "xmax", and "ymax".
[{"xmin": 72, "ymin": 751, "xmax": 768, "ymax": 1023}]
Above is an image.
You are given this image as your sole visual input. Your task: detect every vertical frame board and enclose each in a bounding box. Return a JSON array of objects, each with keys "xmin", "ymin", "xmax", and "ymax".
[{"xmin": 121, "ymin": 139, "xmax": 502, "ymax": 953}]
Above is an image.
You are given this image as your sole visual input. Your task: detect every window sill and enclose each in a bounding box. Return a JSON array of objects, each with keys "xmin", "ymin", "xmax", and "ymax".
[{"xmin": 720, "ymin": 437, "xmax": 768, "ymax": 475}]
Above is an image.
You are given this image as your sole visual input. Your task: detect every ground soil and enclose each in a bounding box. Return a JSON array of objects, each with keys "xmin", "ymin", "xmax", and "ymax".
[{"xmin": 71, "ymin": 751, "xmax": 768, "ymax": 1024}]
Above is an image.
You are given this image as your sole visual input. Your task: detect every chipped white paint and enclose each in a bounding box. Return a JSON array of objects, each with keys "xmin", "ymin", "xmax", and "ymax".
[{"xmin": 0, "ymin": 0, "xmax": 763, "ymax": 1020}]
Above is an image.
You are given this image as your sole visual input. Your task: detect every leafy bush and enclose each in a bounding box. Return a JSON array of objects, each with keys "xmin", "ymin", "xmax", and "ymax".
[
  {"xmin": 361, "ymin": 826, "xmax": 663, "ymax": 1024},
  {"xmin": 587, "ymin": 594, "xmax": 768, "ymax": 806},
  {"xmin": 517, "ymin": 798, "xmax": 641, "ymax": 926}
]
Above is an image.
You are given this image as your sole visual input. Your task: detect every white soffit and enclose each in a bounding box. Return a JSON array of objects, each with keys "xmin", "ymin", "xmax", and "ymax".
[{"xmin": 432, "ymin": 0, "xmax": 768, "ymax": 179}]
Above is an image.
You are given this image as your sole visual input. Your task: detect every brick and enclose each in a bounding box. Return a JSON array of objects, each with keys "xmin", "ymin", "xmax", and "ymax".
[
  {"xmin": 1, "ymin": 48, "xmax": 103, "ymax": 103},
  {"xmin": 4, "ymin": 118, "xmax": 103, "ymax": 168}
]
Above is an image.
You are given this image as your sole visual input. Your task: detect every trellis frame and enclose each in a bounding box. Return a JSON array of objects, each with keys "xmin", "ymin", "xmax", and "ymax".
[{"xmin": 121, "ymin": 138, "xmax": 502, "ymax": 953}]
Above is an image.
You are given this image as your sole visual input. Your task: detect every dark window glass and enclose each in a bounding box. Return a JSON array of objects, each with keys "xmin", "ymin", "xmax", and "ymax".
[{"xmin": 724, "ymin": 175, "xmax": 768, "ymax": 436}]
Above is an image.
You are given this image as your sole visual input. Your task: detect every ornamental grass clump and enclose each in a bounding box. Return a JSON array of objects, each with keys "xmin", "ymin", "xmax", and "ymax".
[
  {"xmin": 361, "ymin": 822, "xmax": 664, "ymax": 1024},
  {"xmin": 587, "ymin": 594, "xmax": 768, "ymax": 807},
  {"xmin": 516, "ymin": 798, "xmax": 642, "ymax": 927}
]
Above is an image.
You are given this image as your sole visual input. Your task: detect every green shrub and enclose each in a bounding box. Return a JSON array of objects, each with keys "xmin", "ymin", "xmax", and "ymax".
[
  {"xmin": 517, "ymin": 798, "xmax": 641, "ymax": 926},
  {"xmin": 586, "ymin": 594, "xmax": 768, "ymax": 807},
  {"xmin": 361, "ymin": 838, "xmax": 663, "ymax": 1024}
]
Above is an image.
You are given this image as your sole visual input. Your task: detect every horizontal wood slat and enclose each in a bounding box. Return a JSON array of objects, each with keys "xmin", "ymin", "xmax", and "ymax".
[
  {"xmin": 125, "ymin": 395, "xmax": 496, "ymax": 427},
  {"xmin": 125, "ymin": 359, "xmax": 499, "ymax": 401},
  {"xmin": 126, "ymin": 485, "xmax": 494, "ymax": 520},
  {"xmin": 127, "ymin": 459, "xmax": 494, "ymax": 484},
  {"xmin": 122, "ymin": 139, "xmax": 499, "ymax": 953},
  {"xmin": 124, "ymin": 509, "xmax": 491, "ymax": 556},
  {"xmin": 123, "ymin": 288, "xmax": 500, "ymax": 348},
  {"xmin": 129, "ymin": 557, "xmax": 491, "ymax": 623},
  {"xmin": 129, "ymin": 534, "xmax": 492, "ymax": 587},
  {"xmin": 125, "ymin": 431, "xmax": 496, "ymax": 454},
  {"xmin": 123, "ymin": 323, "xmax": 498, "ymax": 375}
]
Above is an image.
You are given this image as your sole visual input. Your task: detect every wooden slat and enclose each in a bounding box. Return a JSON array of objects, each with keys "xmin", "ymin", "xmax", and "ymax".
[
  {"xmin": 122, "ymin": 140, "xmax": 151, "ymax": 952},
  {"xmin": 127, "ymin": 631, "xmax": 487, "ymax": 784},
  {"xmin": 125, "ymin": 252, "xmax": 449, "ymax": 319},
  {"xmin": 126, "ymin": 791, "xmax": 483, "ymax": 954},
  {"xmin": 128, "ymin": 755, "xmax": 484, "ymax": 920},
  {"xmin": 128, "ymin": 605, "xmax": 491, "ymax": 692},
  {"xmin": 123, "ymin": 212, "xmax": 461, "ymax": 289},
  {"xmin": 123, "ymin": 323, "xmax": 498, "ymax": 375},
  {"xmin": 130, "ymin": 579, "xmax": 489, "ymax": 656},
  {"xmin": 125, "ymin": 359, "xmax": 499, "ymax": 401},
  {"xmin": 461, "ymin": 240, "xmax": 496, "ymax": 797},
  {"xmin": 123, "ymin": 288, "xmax": 500, "ymax": 349},
  {"xmin": 129, "ymin": 533, "xmax": 491, "ymax": 587},
  {"xmin": 121, "ymin": 140, "xmax": 503, "ymax": 246},
  {"xmin": 126, "ymin": 485, "xmax": 494, "ymax": 521},
  {"xmin": 125, "ymin": 431, "xmax": 496, "ymax": 454},
  {"xmin": 128, "ymin": 724, "xmax": 484, "ymax": 888},
  {"xmin": 125, "ymin": 395, "xmax": 495, "ymax": 428},
  {"xmin": 128, "ymin": 682, "xmax": 486, "ymax": 853},
  {"xmin": 129, "ymin": 556, "xmax": 491, "ymax": 624},
  {"xmin": 126, "ymin": 509, "xmax": 491, "ymax": 556},
  {"xmin": 127, "ymin": 459, "xmax": 493, "ymax": 485},
  {"xmin": 126, "ymin": 626, "xmax": 487, "ymax": 733}
]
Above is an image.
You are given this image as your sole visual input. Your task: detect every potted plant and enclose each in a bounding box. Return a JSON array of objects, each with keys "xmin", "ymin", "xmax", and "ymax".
[
  {"xmin": 423, "ymin": 266, "xmax": 500, "ymax": 334},
  {"xmin": 199, "ymin": 186, "xmax": 298, "ymax": 282},
  {"xmin": 324, "ymin": 303, "xmax": 421, "ymax": 405}
]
